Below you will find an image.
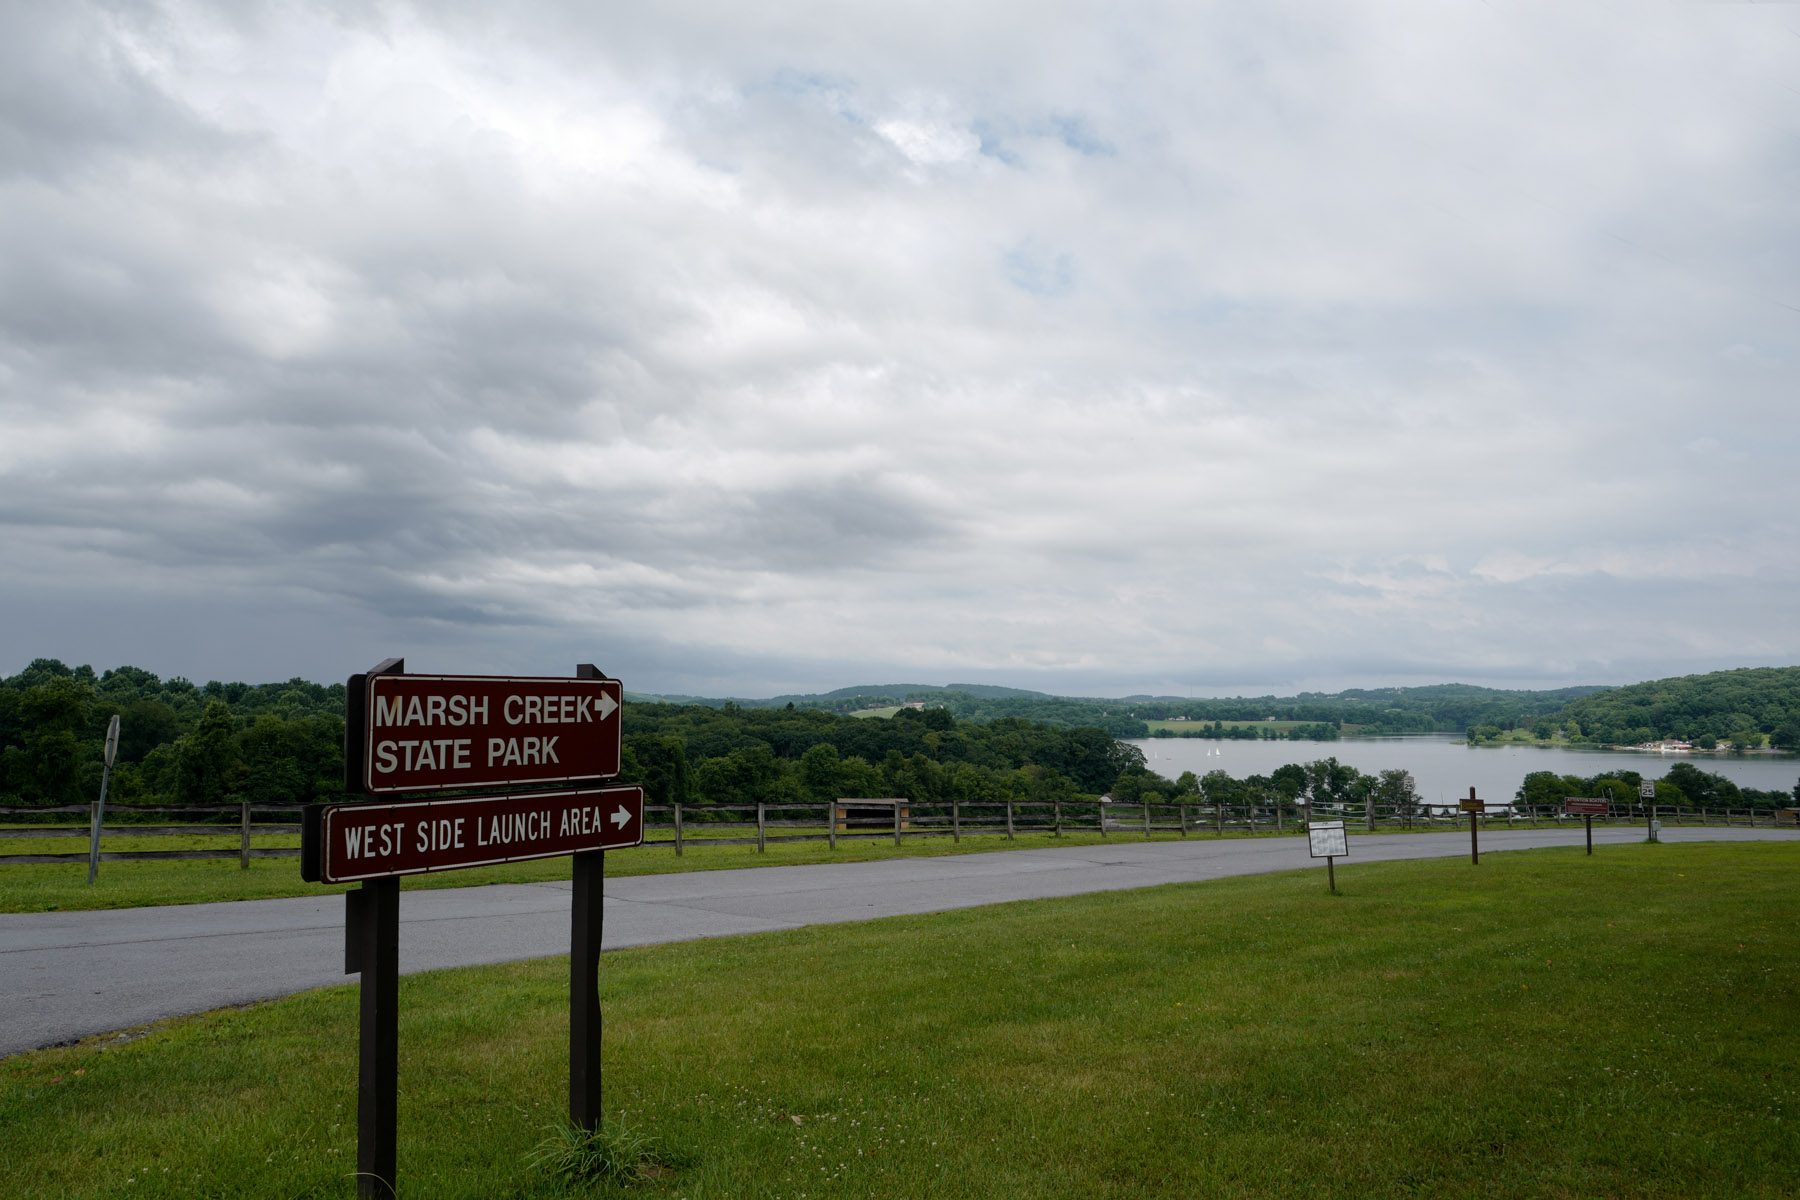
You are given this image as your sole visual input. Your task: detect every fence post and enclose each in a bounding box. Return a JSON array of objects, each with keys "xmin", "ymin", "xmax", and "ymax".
[
  {"xmin": 828, "ymin": 801, "xmax": 837, "ymax": 851},
  {"xmin": 674, "ymin": 803, "xmax": 684, "ymax": 856},
  {"xmin": 1217, "ymin": 802, "xmax": 1224, "ymax": 836},
  {"xmin": 1053, "ymin": 798, "xmax": 1062, "ymax": 837},
  {"xmin": 1365, "ymin": 793, "xmax": 1374, "ymax": 833},
  {"xmin": 894, "ymin": 801, "xmax": 902, "ymax": 848},
  {"xmin": 1005, "ymin": 800, "xmax": 1015, "ymax": 840},
  {"xmin": 951, "ymin": 797, "xmax": 959, "ymax": 843},
  {"xmin": 757, "ymin": 802, "xmax": 766, "ymax": 853},
  {"xmin": 1143, "ymin": 801, "xmax": 1151, "ymax": 839},
  {"xmin": 1180, "ymin": 803, "xmax": 1188, "ymax": 837},
  {"xmin": 1099, "ymin": 800, "xmax": 1107, "ymax": 838},
  {"xmin": 241, "ymin": 800, "xmax": 251, "ymax": 870}
]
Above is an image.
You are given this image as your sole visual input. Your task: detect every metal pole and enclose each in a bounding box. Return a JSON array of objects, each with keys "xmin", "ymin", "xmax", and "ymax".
[
  {"xmin": 570, "ymin": 851, "xmax": 602, "ymax": 1132},
  {"xmin": 86, "ymin": 714, "xmax": 120, "ymax": 886}
]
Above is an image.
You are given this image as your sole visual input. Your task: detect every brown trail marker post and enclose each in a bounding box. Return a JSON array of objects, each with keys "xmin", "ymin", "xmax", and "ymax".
[
  {"xmin": 305, "ymin": 659, "xmax": 638, "ymax": 1199},
  {"xmin": 1565, "ymin": 796, "xmax": 1608, "ymax": 854},
  {"xmin": 1307, "ymin": 818, "xmax": 1347, "ymax": 893},
  {"xmin": 1459, "ymin": 787, "xmax": 1486, "ymax": 865}
]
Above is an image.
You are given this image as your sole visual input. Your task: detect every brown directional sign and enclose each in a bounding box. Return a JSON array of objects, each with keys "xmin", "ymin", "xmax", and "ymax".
[
  {"xmin": 1564, "ymin": 797, "xmax": 1609, "ymax": 815},
  {"xmin": 302, "ymin": 785, "xmax": 643, "ymax": 884},
  {"xmin": 1459, "ymin": 798, "xmax": 1487, "ymax": 812},
  {"xmin": 351, "ymin": 673, "xmax": 622, "ymax": 794}
]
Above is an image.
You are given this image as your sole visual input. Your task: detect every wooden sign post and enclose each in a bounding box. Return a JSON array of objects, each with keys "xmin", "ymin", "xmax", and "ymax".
[
  {"xmin": 304, "ymin": 659, "xmax": 639, "ymax": 1199},
  {"xmin": 1459, "ymin": 787, "xmax": 1486, "ymax": 865},
  {"xmin": 1641, "ymin": 779, "xmax": 1658, "ymax": 843},
  {"xmin": 1564, "ymin": 797, "xmax": 1607, "ymax": 854}
]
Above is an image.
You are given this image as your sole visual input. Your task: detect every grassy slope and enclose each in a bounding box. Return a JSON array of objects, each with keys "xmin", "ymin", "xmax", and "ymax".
[{"xmin": 3, "ymin": 842, "xmax": 1796, "ymax": 1199}]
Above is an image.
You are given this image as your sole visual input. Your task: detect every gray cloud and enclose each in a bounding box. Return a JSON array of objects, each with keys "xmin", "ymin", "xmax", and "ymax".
[{"xmin": 2, "ymin": 0, "xmax": 1796, "ymax": 696}]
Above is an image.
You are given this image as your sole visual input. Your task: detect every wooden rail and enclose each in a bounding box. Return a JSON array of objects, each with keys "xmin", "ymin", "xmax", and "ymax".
[
  {"xmin": 0, "ymin": 802, "xmax": 306, "ymax": 869},
  {"xmin": 0, "ymin": 797, "xmax": 1786, "ymax": 869}
]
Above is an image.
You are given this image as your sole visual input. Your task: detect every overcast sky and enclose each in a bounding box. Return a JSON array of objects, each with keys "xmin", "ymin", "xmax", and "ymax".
[{"xmin": 2, "ymin": 1, "xmax": 1796, "ymax": 698}]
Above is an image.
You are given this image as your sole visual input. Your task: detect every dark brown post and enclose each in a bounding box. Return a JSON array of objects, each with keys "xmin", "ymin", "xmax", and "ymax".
[
  {"xmin": 355, "ymin": 876, "xmax": 400, "ymax": 1198},
  {"xmin": 1585, "ymin": 814, "xmax": 1593, "ymax": 855},
  {"xmin": 240, "ymin": 799, "xmax": 251, "ymax": 869},
  {"xmin": 1468, "ymin": 787, "xmax": 1480, "ymax": 865},
  {"xmin": 950, "ymin": 798, "xmax": 957, "ymax": 843},
  {"xmin": 674, "ymin": 802, "xmax": 683, "ymax": 856},
  {"xmin": 757, "ymin": 802, "xmax": 766, "ymax": 853},
  {"xmin": 350, "ymin": 656, "xmax": 404, "ymax": 1200},
  {"xmin": 894, "ymin": 801, "xmax": 903, "ymax": 848},
  {"xmin": 569, "ymin": 850, "xmax": 602, "ymax": 1131}
]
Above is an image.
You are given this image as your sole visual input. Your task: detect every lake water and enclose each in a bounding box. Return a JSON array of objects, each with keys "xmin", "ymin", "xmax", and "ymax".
[{"xmin": 1127, "ymin": 735, "xmax": 1800, "ymax": 806}]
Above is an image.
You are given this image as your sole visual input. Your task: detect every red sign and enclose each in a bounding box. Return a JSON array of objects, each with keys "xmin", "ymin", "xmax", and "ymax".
[
  {"xmin": 1564, "ymin": 797, "xmax": 1609, "ymax": 815},
  {"xmin": 355, "ymin": 673, "xmax": 622, "ymax": 794},
  {"xmin": 303, "ymin": 786, "xmax": 643, "ymax": 884}
]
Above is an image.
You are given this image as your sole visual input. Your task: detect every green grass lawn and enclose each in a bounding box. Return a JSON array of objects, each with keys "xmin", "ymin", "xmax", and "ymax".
[{"xmin": 3, "ymin": 842, "xmax": 1795, "ymax": 1198}]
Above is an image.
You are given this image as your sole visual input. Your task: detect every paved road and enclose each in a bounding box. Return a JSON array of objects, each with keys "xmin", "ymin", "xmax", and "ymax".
[{"xmin": 4, "ymin": 826, "xmax": 1792, "ymax": 1057}]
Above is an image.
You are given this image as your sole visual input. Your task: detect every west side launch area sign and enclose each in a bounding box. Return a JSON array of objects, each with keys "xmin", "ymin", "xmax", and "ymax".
[{"xmin": 307, "ymin": 785, "xmax": 644, "ymax": 884}]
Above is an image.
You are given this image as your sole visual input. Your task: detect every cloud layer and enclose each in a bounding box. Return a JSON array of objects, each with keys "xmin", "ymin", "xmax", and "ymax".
[{"xmin": 2, "ymin": 1, "xmax": 1796, "ymax": 694}]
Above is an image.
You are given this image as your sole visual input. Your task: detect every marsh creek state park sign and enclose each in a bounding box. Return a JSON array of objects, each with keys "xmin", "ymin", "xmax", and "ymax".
[{"xmin": 349, "ymin": 673, "xmax": 622, "ymax": 794}]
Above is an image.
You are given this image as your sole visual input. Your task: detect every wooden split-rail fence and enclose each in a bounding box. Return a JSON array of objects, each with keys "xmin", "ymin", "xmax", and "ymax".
[
  {"xmin": 0, "ymin": 803, "xmax": 305, "ymax": 868},
  {"xmin": 0, "ymin": 796, "xmax": 1787, "ymax": 869}
]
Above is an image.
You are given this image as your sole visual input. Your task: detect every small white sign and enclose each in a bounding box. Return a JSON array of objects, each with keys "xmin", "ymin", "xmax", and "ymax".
[
  {"xmin": 1308, "ymin": 819, "xmax": 1348, "ymax": 859},
  {"xmin": 1640, "ymin": 780, "xmax": 1656, "ymax": 799}
]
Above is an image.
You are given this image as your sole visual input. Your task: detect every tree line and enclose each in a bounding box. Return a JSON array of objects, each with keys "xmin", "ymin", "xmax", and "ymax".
[
  {"xmin": 1516, "ymin": 764, "xmax": 1797, "ymax": 812},
  {"xmin": 1550, "ymin": 666, "xmax": 1800, "ymax": 751}
]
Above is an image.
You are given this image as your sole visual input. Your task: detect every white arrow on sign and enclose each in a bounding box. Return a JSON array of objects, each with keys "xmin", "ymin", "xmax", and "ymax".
[
  {"xmin": 610, "ymin": 805, "xmax": 631, "ymax": 829},
  {"xmin": 596, "ymin": 692, "xmax": 619, "ymax": 721}
]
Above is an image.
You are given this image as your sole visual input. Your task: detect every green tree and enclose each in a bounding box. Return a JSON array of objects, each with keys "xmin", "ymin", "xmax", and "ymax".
[{"xmin": 173, "ymin": 701, "xmax": 239, "ymax": 805}]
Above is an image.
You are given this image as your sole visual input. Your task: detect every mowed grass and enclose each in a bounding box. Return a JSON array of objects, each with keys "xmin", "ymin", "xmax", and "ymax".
[{"xmin": 4, "ymin": 842, "xmax": 1797, "ymax": 1199}]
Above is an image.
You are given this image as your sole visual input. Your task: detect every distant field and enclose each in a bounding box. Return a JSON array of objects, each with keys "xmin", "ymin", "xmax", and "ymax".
[
  {"xmin": 3, "ymin": 842, "xmax": 1794, "ymax": 1199},
  {"xmin": 848, "ymin": 706, "xmax": 902, "ymax": 719},
  {"xmin": 1143, "ymin": 719, "xmax": 1304, "ymax": 734}
]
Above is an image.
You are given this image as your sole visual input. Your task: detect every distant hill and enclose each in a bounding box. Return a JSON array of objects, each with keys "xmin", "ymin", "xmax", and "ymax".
[
  {"xmin": 1556, "ymin": 665, "xmax": 1800, "ymax": 749},
  {"xmin": 628, "ymin": 682, "xmax": 1054, "ymax": 713},
  {"xmin": 626, "ymin": 680, "xmax": 1616, "ymax": 736}
]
